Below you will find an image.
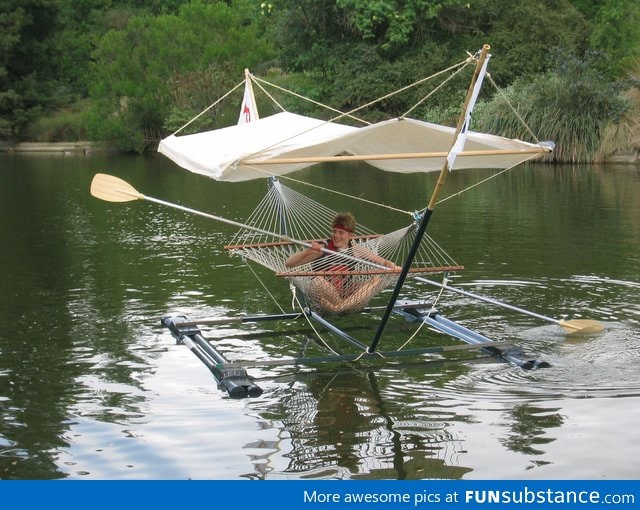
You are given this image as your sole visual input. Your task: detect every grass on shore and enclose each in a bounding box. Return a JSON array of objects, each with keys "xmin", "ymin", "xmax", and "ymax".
[{"xmin": 23, "ymin": 100, "xmax": 90, "ymax": 143}]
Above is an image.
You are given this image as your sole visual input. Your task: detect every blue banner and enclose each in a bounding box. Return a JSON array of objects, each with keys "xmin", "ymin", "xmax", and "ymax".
[{"xmin": 3, "ymin": 480, "xmax": 638, "ymax": 510}]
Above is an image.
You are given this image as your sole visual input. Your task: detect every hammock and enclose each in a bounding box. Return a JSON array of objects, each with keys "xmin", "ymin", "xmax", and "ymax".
[{"xmin": 225, "ymin": 179, "xmax": 462, "ymax": 314}]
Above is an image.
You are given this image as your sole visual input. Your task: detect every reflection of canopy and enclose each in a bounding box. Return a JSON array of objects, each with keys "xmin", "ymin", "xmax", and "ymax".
[{"xmin": 158, "ymin": 111, "xmax": 549, "ymax": 182}]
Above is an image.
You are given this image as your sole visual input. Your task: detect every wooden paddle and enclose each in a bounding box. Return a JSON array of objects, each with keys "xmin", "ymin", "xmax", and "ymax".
[
  {"xmin": 91, "ymin": 172, "xmax": 308, "ymax": 239},
  {"xmin": 556, "ymin": 319, "xmax": 605, "ymax": 334},
  {"xmin": 415, "ymin": 276, "xmax": 604, "ymax": 335},
  {"xmin": 90, "ymin": 173, "xmax": 387, "ymax": 269},
  {"xmin": 90, "ymin": 172, "xmax": 145, "ymax": 202}
]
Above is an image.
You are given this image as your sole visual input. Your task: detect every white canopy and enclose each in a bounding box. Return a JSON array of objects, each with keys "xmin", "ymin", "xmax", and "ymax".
[{"xmin": 158, "ymin": 111, "xmax": 549, "ymax": 182}]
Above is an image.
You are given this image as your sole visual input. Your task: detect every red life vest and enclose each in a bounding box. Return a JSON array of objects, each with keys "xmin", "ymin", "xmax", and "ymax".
[{"xmin": 324, "ymin": 239, "xmax": 353, "ymax": 295}]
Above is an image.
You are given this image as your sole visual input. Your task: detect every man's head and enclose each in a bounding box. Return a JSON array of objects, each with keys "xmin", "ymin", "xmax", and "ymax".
[
  {"xmin": 330, "ymin": 212, "xmax": 355, "ymax": 249},
  {"xmin": 331, "ymin": 212, "xmax": 355, "ymax": 234}
]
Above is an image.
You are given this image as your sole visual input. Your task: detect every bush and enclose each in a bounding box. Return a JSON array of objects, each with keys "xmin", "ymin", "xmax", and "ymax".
[
  {"xmin": 476, "ymin": 56, "xmax": 628, "ymax": 163},
  {"xmin": 87, "ymin": 0, "xmax": 273, "ymax": 153},
  {"xmin": 22, "ymin": 102, "xmax": 90, "ymax": 142}
]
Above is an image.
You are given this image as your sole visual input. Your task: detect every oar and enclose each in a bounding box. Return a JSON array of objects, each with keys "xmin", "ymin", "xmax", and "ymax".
[
  {"xmin": 91, "ymin": 172, "xmax": 314, "ymax": 247},
  {"xmin": 414, "ymin": 276, "xmax": 604, "ymax": 335},
  {"xmin": 90, "ymin": 173, "xmax": 385, "ymax": 269}
]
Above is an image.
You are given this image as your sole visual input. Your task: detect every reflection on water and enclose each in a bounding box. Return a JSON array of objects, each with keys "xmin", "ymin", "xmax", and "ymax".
[
  {"xmin": 0, "ymin": 155, "xmax": 638, "ymax": 479},
  {"xmin": 254, "ymin": 370, "xmax": 473, "ymax": 479}
]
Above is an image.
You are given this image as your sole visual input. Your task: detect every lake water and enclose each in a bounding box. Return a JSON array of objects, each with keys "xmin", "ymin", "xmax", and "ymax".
[{"xmin": 0, "ymin": 153, "xmax": 638, "ymax": 479}]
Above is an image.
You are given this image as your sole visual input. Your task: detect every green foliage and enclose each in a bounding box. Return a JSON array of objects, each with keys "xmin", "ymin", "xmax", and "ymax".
[
  {"xmin": 316, "ymin": 42, "xmax": 469, "ymax": 123},
  {"xmin": 451, "ymin": 0, "xmax": 591, "ymax": 86},
  {"xmin": 87, "ymin": 0, "xmax": 273, "ymax": 151},
  {"xmin": 262, "ymin": 0, "xmax": 345, "ymax": 74},
  {"xmin": 597, "ymin": 95, "xmax": 640, "ymax": 159},
  {"xmin": 586, "ymin": 0, "xmax": 640, "ymax": 77},
  {"xmin": 2, "ymin": 0, "xmax": 637, "ymax": 161},
  {"xmin": 334, "ymin": 0, "xmax": 461, "ymax": 51},
  {"xmin": 23, "ymin": 102, "xmax": 90, "ymax": 142},
  {"xmin": 0, "ymin": 0, "xmax": 186, "ymax": 139},
  {"xmin": 476, "ymin": 55, "xmax": 629, "ymax": 163},
  {"xmin": 0, "ymin": 1, "xmax": 63, "ymax": 138}
]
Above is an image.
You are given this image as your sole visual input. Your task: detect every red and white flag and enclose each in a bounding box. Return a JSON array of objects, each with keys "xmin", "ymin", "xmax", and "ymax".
[{"xmin": 238, "ymin": 70, "xmax": 259, "ymax": 125}]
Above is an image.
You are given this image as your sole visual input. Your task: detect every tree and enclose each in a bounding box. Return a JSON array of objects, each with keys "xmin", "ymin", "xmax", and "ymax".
[
  {"xmin": 87, "ymin": 0, "xmax": 273, "ymax": 152},
  {"xmin": 0, "ymin": 1, "xmax": 62, "ymax": 139},
  {"xmin": 262, "ymin": 0, "xmax": 597, "ymax": 122},
  {"xmin": 477, "ymin": 55, "xmax": 628, "ymax": 163},
  {"xmin": 584, "ymin": 0, "xmax": 640, "ymax": 78},
  {"xmin": 334, "ymin": 0, "xmax": 463, "ymax": 51}
]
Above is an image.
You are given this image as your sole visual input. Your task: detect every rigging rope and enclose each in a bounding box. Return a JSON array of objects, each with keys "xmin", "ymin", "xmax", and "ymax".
[
  {"xmin": 290, "ymin": 286, "xmax": 340, "ymax": 356},
  {"xmin": 171, "ymin": 55, "xmax": 541, "ymax": 223},
  {"xmin": 243, "ymin": 258, "xmax": 287, "ymax": 314},
  {"xmin": 241, "ymin": 163, "xmax": 413, "ymax": 217},
  {"xmin": 402, "ymin": 60, "xmax": 472, "ymax": 117},
  {"xmin": 240, "ymin": 56, "xmax": 531, "ymax": 219},
  {"xmin": 170, "ymin": 53, "xmax": 546, "ymax": 222},
  {"xmin": 486, "ymin": 73, "xmax": 543, "ymax": 145},
  {"xmin": 435, "ymin": 151, "xmax": 547, "ymax": 206},
  {"xmin": 397, "ymin": 276, "xmax": 448, "ymax": 351},
  {"xmin": 170, "ymin": 78, "xmax": 246, "ymax": 136},
  {"xmin": 241, "ymin": 57, "xmax": 471, "ymax": 170},
  {"xmin": 251, "ymin": 58, "xmax": 471, "ymax": 127},
  {"xmin": 252, "ymin": 75, "xmax": 370, "ymax": 126}
]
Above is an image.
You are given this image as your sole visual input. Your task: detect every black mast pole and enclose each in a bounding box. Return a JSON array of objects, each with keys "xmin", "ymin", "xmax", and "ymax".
[{"xmin": 367, "ymin": 44, "xmax": 491, "ymax": 354}]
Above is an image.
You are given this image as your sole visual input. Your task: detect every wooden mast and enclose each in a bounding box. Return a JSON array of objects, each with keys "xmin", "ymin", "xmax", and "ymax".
[{"xmin": 368, "ymin": 44, "xmax": 492, "ymax": 354}]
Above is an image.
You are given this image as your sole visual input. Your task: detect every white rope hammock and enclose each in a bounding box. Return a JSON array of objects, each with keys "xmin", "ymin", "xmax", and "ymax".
[{"xmin": 225, "ymin": 179, "xmax": 462, "ymax": 315}]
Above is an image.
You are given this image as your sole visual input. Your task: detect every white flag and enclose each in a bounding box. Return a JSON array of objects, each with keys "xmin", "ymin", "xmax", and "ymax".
[
  {"xmin": 238, "ymin": 72, "xmax": 259, "ymax": 125},
  {"xmin": 447, "ymin": 53, "xmax": 491, "ymax": 170}
]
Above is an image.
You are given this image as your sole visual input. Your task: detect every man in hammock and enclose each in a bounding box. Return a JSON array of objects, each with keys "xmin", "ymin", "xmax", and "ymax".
[{"xmin": 285, "ymin": 212, "xmax": 400, "ymax": 314}]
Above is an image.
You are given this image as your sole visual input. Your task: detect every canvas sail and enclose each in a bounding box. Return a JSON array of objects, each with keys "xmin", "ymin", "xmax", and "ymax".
[
  {"xmin": 158, "ymin": 113, "xmax": 549, "ymax": 182},
  {"xmin": 158, "ymin": 59, "xmax": 551, "ymax": 182}
]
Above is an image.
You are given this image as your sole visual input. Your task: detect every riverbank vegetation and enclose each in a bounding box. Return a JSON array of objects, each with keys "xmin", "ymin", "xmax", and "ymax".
[{"xmin": 1, "ymin": 0, "xmax": 638, "ymax": 162}]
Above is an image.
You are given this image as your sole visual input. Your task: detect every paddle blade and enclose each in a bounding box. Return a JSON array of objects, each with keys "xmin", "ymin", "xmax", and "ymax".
[
  {"xmin": 559, "ymin": 319, "xmax": 604, "ymax": 334},
  {"xmin": 90, "ymin": 173, "xmax": 144, "ymax": 203}
]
